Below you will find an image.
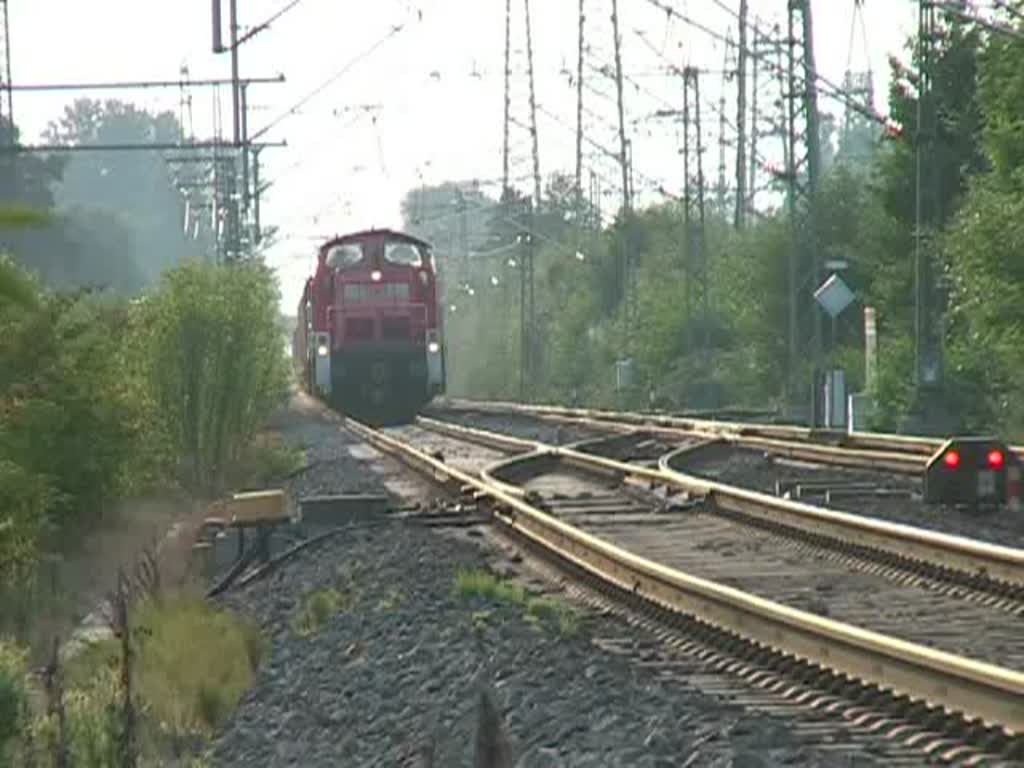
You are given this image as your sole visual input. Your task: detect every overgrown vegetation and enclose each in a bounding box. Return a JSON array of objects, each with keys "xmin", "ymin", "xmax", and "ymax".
[
  {"xmin": 1, "ymin": 593, "xmax": 263, "ymax": 765},
  {"xmin": 455, "ymin": 569, "xmax": 580, "ymax": 637},
  {"xmin": 412, "ymin": 6, "xmax": 1024, "ymax": 440},
  {"xmin": 1, "ymin": 257, "xmax": 289, "ymax": 606},
  {"xmin": 142, "ymin": 260, "xmax": 291, "ymax": 493},
  {"xmin": 0, "ymin": 69, "xmax": 288, "ymax": 768},
  {"xmin": 0, "ymin": 234, "xmax": 286, "ymax": 762}
]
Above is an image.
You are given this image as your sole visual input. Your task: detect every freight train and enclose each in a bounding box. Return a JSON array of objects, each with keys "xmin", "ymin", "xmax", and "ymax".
[{"xmin": 293, "ymin": 228, "xmax": 446, "ymax": 423}]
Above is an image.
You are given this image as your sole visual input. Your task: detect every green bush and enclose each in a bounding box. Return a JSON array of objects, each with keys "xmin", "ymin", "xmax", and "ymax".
[
  {"xmin": 0, "ymin": 266, "xmax": 151, "ymax": 599},
  {"xmin": 0, "ymin": 256, "xmax": 290, "ymax": 610},
  {"xmin": 0, "ymin": 639, "xmax": 30, "ymax": 763},
  {"xmin": 0, "ymin": 461, "xmax": 55, "ymax": 587},
  {"xmin": 141, "ymin": 260, "xmax": 290, "ymax": 493}
]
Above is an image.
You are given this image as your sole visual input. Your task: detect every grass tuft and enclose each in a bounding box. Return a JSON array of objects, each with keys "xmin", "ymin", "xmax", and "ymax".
[
  {"xmin": 454, "ymin": 569, "xmax": 580, "ymax": 637},
  {"xmin": 292, "ymin": 586, "xmax": 355, "ymax": 636},
  {"xmin": 375, "ymin": 587, "xmax": 404, "ymax": 613}
]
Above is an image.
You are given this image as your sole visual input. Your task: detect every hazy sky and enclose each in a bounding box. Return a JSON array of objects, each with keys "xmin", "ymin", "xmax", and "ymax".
[{"xmin": 11, "ymin": 1, "xmax": 917, "ymax": 309}]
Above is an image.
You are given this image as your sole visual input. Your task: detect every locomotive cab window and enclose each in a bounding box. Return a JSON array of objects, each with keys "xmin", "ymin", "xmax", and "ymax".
[
  {"xmin": 384, "ymin": 241, "xmax": 424, "ymax": 267},
  {"xmin": 326, "ymin": 243, "xmax": 364, "ymax": 268}
]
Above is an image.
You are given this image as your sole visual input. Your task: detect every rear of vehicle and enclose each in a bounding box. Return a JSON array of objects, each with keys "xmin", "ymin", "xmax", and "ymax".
[{"xmin": 325, "ymin": 231, "xmax": 445, "ymax": 420}]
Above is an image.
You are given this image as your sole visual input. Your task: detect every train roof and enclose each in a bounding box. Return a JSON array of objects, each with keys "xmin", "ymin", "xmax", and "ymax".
[{"xmin": 319, "ymin": 228, "xmax": 432, "ymax": 251}]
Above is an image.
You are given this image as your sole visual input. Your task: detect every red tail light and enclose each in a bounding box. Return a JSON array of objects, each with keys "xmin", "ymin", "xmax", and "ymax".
[
  {"xmin": 988, "ymin": 450, "xmax": 1005, "ymax": 470},
  {"xmin": 944, "ymin": 450, "xmax": 961, "ymax": 469}
]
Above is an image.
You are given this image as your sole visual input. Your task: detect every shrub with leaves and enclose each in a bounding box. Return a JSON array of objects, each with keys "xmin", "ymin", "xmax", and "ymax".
[
  {"xmin": 0, "ymin": 259, "xmax": 151, "ymax": 593},
  {"xmin": 0, "ymin": 638, "xmax": 30, "ymax": 765},
  {"xmin": 140, "ymin": 260, "xmax": 290, "ymax": 493}
]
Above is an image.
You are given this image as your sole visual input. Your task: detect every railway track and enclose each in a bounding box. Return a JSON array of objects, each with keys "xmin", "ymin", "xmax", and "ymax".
[
  {"xmin": 433, "ymin": 397, "xmax": 1024, "ymax": 474},
  {"xmin": 430, "ymin": 401, "xmax": 1024, "ymax": 550},
  {"xmin": 343, "ymin": 414, "xmax": 1024, "ymax": 765}
]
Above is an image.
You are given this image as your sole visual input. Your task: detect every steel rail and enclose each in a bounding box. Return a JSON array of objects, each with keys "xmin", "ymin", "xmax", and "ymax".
[
  {"xmin": 347, "ymin": 416, "xmax": 1024, "ymax": 734},
  {"xmin": 686, "ymin": 433, "xmax": 927, "ymax": 474},
  {"xmin": 418, "ymin": 416, "xmax": 1024, "ymax": 587},
  {"xmin": 439, "ymin": 398, "xmax": 1024, "ymax": 467}
]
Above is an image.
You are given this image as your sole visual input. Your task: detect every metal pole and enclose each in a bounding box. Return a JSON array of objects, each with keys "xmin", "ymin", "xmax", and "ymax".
[
  {"xmin": 718, "ymin": 38, "xmax": 730, "ymax": 212},
  {"xmin": 528, "ymin": 199, "xmax": 536, "ymax": 395},
  {"xmin": 735, "ymin": 0, "xmax": 748, "ymax": 228},
  {"xmin": 802, "ymin": 0, "xmax": 823, "ymax": 405},
  {"xmin": 1, "ymin": 0, "xmax": 12, "ymax": 132},
  {"xmin": 241, "ymin": 82, "xmax": 250, "ymax": 215},
  {"xmin": 693, "ymin": 70, "xmax": 709, "ymax": 363},
  {"xmin": 229, "ymin": 0, "xmax": 241, "ymax": 147},
  {"xmin": 502, "ymin": 0, "xmax": 512, "ymax": 196},
  {"xmin": 524, "ymin": 0, "xmax": 542, "ymax": 209},
  {"xmin": 748, "ymin": 26, "xmax": 759, "ymax": 211},
  {"xmin": 683, "ymin": 69, "xmax": 692, "ymax": 322},
  {"xmin": 610, "ymin": 0, "xmax": 631, "ymax": 315},
  {"xmin": 519, "ymin": 229, "xmax": 527, "ymax": 401},
  {"xmin": 212, "ymin": 0, "xmax": 224, "ymax": 53},
  {"xmin": 253, "ymin": 147, "xmax": 262, "ymax": 244},
  {"xmin": 228, "ymin": 0, "xmax": 241, "ymax": 259},
  {"xmin": 458, "ymin": 188, "xmax": 468, "ymax": 277},
  {"xmin": 914, "ymin": 0, "xmax": 928, "ymax": 387},
  {"xmin": 784, "ymin": 17, "xmax": 799, "ymax": 408},
  {"xmin": 610, "ymin": 0, "xmax": 630, "ymax": 214},
  {"xmin": 575, "ymin": 0, "xmax": 585, "ymax": 226}
]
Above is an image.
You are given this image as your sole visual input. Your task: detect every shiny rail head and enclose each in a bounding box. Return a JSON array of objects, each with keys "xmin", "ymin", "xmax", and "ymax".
[{"xmin": 924, "ymin": 437, "xmax": 1022, "ymax": 510}]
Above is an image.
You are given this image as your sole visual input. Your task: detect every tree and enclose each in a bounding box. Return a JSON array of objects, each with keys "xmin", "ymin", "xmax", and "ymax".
[
  {"xmin": 877, "ymin": 16, "xmax": 986, "ymax": 229},
  {"xmin": 977, "ymin": 21, "xmax": 1024, "ymax": 184},
  {"xmin": 142, "ymin": 260, "xmax": 290, "ymax": 492},
  {"xmin": 939, "ymin": 13, "xmax": 1024, "ymax": 436},
  {"xmin": 43, "ymin": 98, "xmax": 211, "ymax": 286},
  {"xmin": 0, "ymin": 118, "xmax": 65, "ymax": 210}
]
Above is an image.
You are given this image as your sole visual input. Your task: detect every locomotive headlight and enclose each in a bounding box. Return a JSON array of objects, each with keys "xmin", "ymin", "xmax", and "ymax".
[
  {"xmin": 317, "ymin": 344, "xmax": 328, "ymax": 357},
  {"xmin": 371, "ymin": 270, "xmax": 382, "ymax": 282},
  {"xmin": 428, "ymin": 341, "xmax": 440, "ymax": 354}
]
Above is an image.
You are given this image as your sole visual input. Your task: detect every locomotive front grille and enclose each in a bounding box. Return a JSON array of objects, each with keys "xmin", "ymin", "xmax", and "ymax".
[
  {"xmin": 381, "ymin": 316, "xmax": 412, "ymax": 341},
  {"xmin": 344, "ymin": 317, "xmax": 374, "ymax": 340}
]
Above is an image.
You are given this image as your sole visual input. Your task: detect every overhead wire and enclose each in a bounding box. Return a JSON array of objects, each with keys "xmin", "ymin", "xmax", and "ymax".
[
  {"xmin": 640, "ymin": 0, "xmax": 894, "ymax": 130},
  {"xmin": 630, "ymin": 27, "xmax": 789, "ymax": 190},
  {"xmin": 236, "ymin": 0, "xmax": 309, "ymax": 47},
  {"xmin": 262, "ymin": 62, "xmax": 441, "ymax": 191},
  {"xmin": 251, "ymin": 16, "xmax": 416, "ymax": 142}
]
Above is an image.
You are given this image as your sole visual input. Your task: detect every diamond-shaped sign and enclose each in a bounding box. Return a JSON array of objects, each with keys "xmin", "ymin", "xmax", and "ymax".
[{"xmin": 814, "ymin": 274, "xmax": 855, "ymax": 318}]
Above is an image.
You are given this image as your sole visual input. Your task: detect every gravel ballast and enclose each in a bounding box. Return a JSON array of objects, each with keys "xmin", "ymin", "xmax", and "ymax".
[{"xmin": 206, "ymin": 398, "xmax": 890, "ymax": 766}]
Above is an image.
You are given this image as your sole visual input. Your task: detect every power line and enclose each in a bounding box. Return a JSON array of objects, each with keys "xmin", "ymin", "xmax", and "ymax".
[
  {"xmin": 640, "ymin": 0, "xmax": 892, "ymax": 131},
  {"xmin": 0, "ymin": 140, "xmax": 286, "ymax": 154},
  {"xmin": 10, "ymin": 75, "xmax": 285, "ymax": 92},
  {"xmin": 235, "ymin": 0, "xmax": 310, "ymax": 48},
  {"xmin": 250, "ymin": 20, "xmax": 412, "ymax": 142}
]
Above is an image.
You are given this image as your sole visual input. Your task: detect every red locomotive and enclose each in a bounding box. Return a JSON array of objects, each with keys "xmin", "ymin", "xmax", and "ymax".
[{"xmin": 293, "ymin": 228, "xmax": 445, "ymax": 422}]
